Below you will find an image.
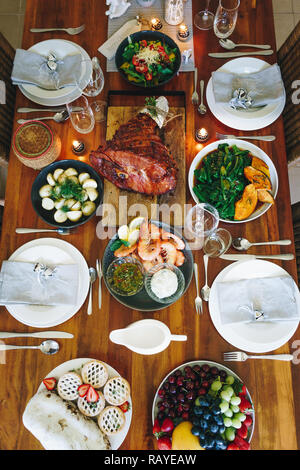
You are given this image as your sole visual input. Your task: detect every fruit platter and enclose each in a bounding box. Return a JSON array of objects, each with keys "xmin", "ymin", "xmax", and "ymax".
[{"xmin": 152, "ymin": 361, "xmax": 254, "ymax": 451}]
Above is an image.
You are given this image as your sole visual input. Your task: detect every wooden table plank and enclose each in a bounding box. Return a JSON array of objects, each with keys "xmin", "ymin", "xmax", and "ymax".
[{"xmin": 0, "ymin": 0, "xmax": 299, "ymax": 450}]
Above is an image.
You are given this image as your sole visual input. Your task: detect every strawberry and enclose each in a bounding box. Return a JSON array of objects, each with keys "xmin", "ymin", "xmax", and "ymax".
[
  {"xmin": 153, "ymin": 419, "xmax": 164, "ymax": 439},
  {"xmin": 234, "ymin": 435, "xmax": 250, "ymax": 450},
  {"xmin": 244, "ymin": 414, "xmax": 253, "ymax": 428},
  {"xmin": 239, "ymin": 396, "xmax": 252, "ymax": 413},
  {"xmin": 78, "ymin": 383, "xmax": 90, "ymax": 398},
  {"xmin": 157, "ymin": 436, "xmax": 172, "ymax": 450},
  {"xmin": 240, "ymin": 384, "xmax": 247, "ymax": 396},
  {"xmin": 119, "ymin": 401, "xmax": 130, "ymax": 413},
  {"xmin": 86, "ymin": 385, "xmax": 99, "ymax": 403},
  {"xmin": 237, "ymin": 423, "xmax": 248, "ymax": 439},
  {"xmin": 227, "ymin": 443, "xmax": 240, "ymax": 450},
  {"xmin": 161, "ymin": 417, "xmax": 174, "ymax": 434},
  {"xmin": 43, "ymin": 377, "xmax": 57, "ymax": 391}
]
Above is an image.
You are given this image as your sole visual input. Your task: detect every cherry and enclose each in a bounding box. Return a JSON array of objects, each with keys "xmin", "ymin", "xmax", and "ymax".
[
  {"xmin": 197, "ymin": 387, "xmax": 207, "ymax": 396},
  {"xmin": 202, "ymin": 380, "xmax": 209, "ymax": 388},
  {"xmin": 182, "ymin": 411, "xmax": 189, "ymax": 420},
  {"xmin": 158, "ymin": 388, "xmax": 165, "ymax": 398},
  {"xmin": 168, "ymin": 375, "xmax": 176, "ymax": 384},
  {"xmin": 202, "ymin": 364, "xmax": 210, "ymax": 373}
]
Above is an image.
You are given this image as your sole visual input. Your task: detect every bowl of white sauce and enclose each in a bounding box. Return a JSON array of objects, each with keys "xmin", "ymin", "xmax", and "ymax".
[{"xmin": 144, "ymin": 263, "xmax": 185, "ymax": 304}]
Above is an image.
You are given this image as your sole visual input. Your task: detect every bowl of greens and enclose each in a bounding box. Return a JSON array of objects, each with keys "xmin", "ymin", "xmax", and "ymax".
[
  {"xmin": 115, "ymin": 30, "xmax": 181, "ymax": 88},
  {"xmin": 188, "ymin": 139, "xmax": 278, "ymax": 223}
]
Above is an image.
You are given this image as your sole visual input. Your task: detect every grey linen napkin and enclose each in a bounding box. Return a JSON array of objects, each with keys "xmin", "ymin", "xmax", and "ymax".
[
  {"xmin": 0, "ymin": 261, "xmax": 79, "ymax": 306},
  {"xmin": 11, "ymin": 49, "xmax": 82, "ymax": 90},
  {"xmin": 216, "ymin": 276, "xmax": 299, "ymax": 325},
  {"xmin": 211, "ymin": 63, "xmax": 285, "ymax": 108}
]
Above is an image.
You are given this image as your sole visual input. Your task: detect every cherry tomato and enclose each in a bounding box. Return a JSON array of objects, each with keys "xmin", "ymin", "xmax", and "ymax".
[
  {"xmin": 140, "ymin": 39, "xmax": 147, "ymax": 47},
  {"xmin": 136, "ymin": 64, "xmax": 148, "ymax": 74},
  {"xmin": 132, "ymin": 55, "xmax": 139, "ymax": 66},
  {"xmin": 145, "ymin": 72, "xmax": 153, "ymax": 81}
]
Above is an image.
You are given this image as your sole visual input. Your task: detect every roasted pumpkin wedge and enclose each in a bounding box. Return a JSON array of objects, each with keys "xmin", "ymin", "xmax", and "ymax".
[
  {"xmin": 251, "ymin": 156, "xmax": 270, "ymax": 178},
  {"xmin": 244, "ymin": 166, "xmax": 272, "ymax": 190},
  {"xmin": 257, "ymin": 188, "xmax": 275, "ymax": 204},
  {"xmin": 234, "ymin": 184, "xmax": 258, "ymax": 220}
]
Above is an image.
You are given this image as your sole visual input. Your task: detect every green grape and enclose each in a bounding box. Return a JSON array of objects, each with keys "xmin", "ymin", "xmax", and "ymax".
[
  {"xmin": 223, "ymin": 417, "xmax": 232, "ymax": 428},
  {"xmin": 231, "ymin": 418, "xmax": 242, "ymax": 429},
  {"xmin": 230, "ymin": 404, "xmax": 240, "ymax": 413},
  {"xmin": 225, "ymin": 427, "xmax": 236, "ymax": 442},
  {"xmin": 230, "ymin": 396, "xmax": 241, "ymax": 406},
  {"xmin": 222, "ymin": 385, "xmax": 234, "ymax": 396},
  {"xmin": 211, "ymin": 380, "xmax": 222, "ymax": 392},
  {"xmin": 224, "ymin": 408, "xmax": 233, "ymax": 418},
  {"xmin": 225, "ymin": 375, "xmax": 235, "ymax": 385},
  {"xmin": 220, "ymin": 390, "xmax": 231, "ymax": 402},
  {"xmin": 219, "ymin": 400, "xmax": 229, "ymax": 413},
  {"xmin": 234, "ymin": 412, "xmax": 246, "ymax": 422}
]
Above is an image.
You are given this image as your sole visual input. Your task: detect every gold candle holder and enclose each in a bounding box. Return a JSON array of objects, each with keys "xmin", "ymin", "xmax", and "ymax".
[
  {"xmin": 177, "ymin": 23, "xmax": 190, "ymax": 41},
  {"xmin": 151, "ymin": 17, "xmax": 163, "ymax": 30},
  {"xmin": 72, "ymin": 140, "xmax": 85, "ymax": 155},
  {"xmin": 195, "ymin": 128, "xmax": 209, "ymax": 143}
]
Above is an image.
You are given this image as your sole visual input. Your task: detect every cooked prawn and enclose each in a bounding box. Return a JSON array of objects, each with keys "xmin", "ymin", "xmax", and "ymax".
[
  {"xmin": 114, "ymin": 242, "xmax": 137, "ymax": 258},
  {"xmin": 160, "ymin": 242, "xmax": 178, "ymax": 265},
  {"xmin": 175, "ymin": 250, "xmax": 185, "ymax": 267},
  {"xmin": 138, "ymin": 220, "xmax": 161, "ymax": 261},
  {"xmin": 161, "ymin": 230, "xmax": 185, "ymax": 250}
]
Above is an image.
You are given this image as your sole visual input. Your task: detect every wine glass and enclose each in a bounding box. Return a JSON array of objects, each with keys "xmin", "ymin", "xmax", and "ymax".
[
  {"xmin": 213, "ymin": 0, "xmax": 240, "ymax": 39},
  {"xmin": 203, "ymin": 228, "xmax": 232, "ymax": 257},
  {"xmin": 194, "ymin": 0, "xmax": 214, "ymax": 31},
  {"xmin": 184, "ymin": 203, "xmax": 219, "ymax": 250},
  {"xmin": 82, "ymin": 57, "xmax": 104, "ymax": 98},
  {"xmin": 66, "ymin": 95, "xmax": 95, "ymax": 134}
]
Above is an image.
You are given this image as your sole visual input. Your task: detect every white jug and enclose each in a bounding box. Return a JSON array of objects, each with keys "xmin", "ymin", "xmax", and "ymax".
[{"xmin": 109, "ymin": 319, "xmax": 187, "ymax": 355}]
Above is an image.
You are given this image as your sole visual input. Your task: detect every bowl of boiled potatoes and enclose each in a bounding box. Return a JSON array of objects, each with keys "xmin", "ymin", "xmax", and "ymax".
[{"xmin": 31, "ymin": 160, "xmax": 103, "ymax": 228}]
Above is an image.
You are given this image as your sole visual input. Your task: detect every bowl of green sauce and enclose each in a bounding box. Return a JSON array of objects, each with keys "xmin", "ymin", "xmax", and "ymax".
[{"xmin": 106, "ymin": 256, "xmax": 145, "ymax": 297}]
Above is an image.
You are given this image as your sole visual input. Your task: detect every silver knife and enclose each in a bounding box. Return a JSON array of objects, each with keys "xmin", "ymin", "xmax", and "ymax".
[
  {"xmin": 209, "ymin": 50, "xmax": 274, "ymax": 58},
  {"xmin": 96, "ymin": 259, "xmax": 102, "ymax": 309},
  {"xmin": 0, "ymin": 331, "xmax": 74, "ymax": 339},
  {"xmin": 220, "ymin": 253, "xmax": 294, "ymax": 261},
  {"xmin": 17, "ymin": 107, "xmax": 82, "ymax": 113}
]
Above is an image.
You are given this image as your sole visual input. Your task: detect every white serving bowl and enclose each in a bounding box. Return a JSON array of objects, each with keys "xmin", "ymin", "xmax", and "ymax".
[{"xmin": 188, "ymin": 139, "xmax": 278, "ymax": 224}]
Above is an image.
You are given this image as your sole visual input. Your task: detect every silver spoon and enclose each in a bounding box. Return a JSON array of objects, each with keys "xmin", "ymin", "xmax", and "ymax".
[
  {"xmin": 0, "ymin": 340, "xmax": 59, "ymax": 355},
  {"xmin": 200, "ymin": 254, "xmax": 210, "ymax": 301},
  {"xmin": 17, "ymin": 110, "xmax": 69, "ymax": 125},
  {"xmin": 16, "ymin": 228, "xmax": 71, "ymax": 235},
  {"xmin": 87, "ymin": 267, "xmax": 97, "ymax": 315},
  {"xmin": 219, "ymin": 38, "xmax": 271, "ymax": 50},
  {"xmin": 198, "ymin": 80, "xmax": 207, "ymax": 115},
  {"xmin": 232, "ymin": 237, "xmax": 292, "ymax": 251}
]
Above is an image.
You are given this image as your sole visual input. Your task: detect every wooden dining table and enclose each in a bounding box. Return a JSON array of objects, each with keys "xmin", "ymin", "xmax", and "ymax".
[{"xmin": 0, "ymin": 0, "xmax": 299, "ymax": 451}]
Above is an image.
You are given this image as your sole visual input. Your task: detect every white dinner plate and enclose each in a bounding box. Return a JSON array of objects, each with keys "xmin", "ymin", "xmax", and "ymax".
[
  {"xmin": 188, "ymin": 138, "xmax": 279, "ymax": 223},
  {"xmin": 36, "ymin": 358, "xmax": 132, "ymax": 450},
  {"xmin": 206, "ymin": 57, "xmax": 286, "ymax": 130},
  {"xmin": 19, "ymin": 39, "xmax": 92, "ymax": 106},
  {"xmin": 209, "ymin": 259, "xmax": 300, "ymax": 353},
  {"xmin": 6, "ymin": 238, "xmax": 89, "ymax": 328}
]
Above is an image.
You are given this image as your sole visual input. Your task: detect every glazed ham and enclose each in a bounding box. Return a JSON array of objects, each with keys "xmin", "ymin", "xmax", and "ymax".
[{"xmin": 89, "ymin": 114, "xmax": 177, "ymax": 195}]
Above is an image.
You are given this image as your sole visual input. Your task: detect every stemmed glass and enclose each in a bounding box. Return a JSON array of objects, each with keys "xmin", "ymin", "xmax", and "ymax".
[
  {"xmin": 213, "ymin": 0, "xmax": 240, "ymax": 39},
  {"xmin": 194, "ymin": 0, "xmax": 215, "ymax": 31},
  {"xmin": 184, "ymin": 203, "xmax": 219, "ymax": 249},
  {"xmin": 66, "ymin": 95, "xmax": 95, "ymax": 134},
  {"xmin": 82, "ymin": 57, "xmax": 104, "ymax": 98}
]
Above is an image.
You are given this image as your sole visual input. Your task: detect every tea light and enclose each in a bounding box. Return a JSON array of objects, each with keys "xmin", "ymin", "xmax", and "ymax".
[
  {"xmin": 151, "ymin": 17, "xmax": 163, "ymax": 30},
  {"xmin": 177, "ymin": 23, "xmax": 190, "ymax": 41},
  {"xmin": 195, "ymin": 128, "xmax": 209, "ymax": 143},
  {"xmin": 72, "ymin": 139, "xmax": 85, "ymax": 155}
]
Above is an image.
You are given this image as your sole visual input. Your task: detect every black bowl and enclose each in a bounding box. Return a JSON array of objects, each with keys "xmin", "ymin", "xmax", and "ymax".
[
  {"xmin": 115, "ymin": 30, "xmax": 181, "ymax": 88},
  {"xmin": 31, "ymin": 159, "xmax": 103, "ymax": 228}
]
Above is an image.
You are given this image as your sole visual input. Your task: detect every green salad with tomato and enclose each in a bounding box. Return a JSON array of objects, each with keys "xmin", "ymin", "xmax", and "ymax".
[{"xmin": 120, "ymin": 39, "xmax": 178, "ymax": 86}]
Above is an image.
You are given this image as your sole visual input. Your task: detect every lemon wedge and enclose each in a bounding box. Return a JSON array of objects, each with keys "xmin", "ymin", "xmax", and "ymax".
[
  {"xmin": 128, "ymin": 229, "xmax": 140, "ymax": 246},
  {"xmin": 129, "ymin": 216, "xmax": 145, "ymax": 232},
  {"xmin": 118, "ymin": 225, "xmax": 129, "ymax": 242}
]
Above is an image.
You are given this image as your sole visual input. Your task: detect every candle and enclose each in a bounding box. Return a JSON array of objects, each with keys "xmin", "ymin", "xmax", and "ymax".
[
  {"xmin": 177, "ymin": 23, "xmax": 190, "ymax": 41},
  {"xmin": 72, "ymin": 140, "xmax": 85, "ymax": 155},
  {"xmin": 151, "ymin": 17, "xmax": 162, "ymax": 30},
  {"xmin": 195, "ymin": 128, "xmax": 209, "ymax": 143}
]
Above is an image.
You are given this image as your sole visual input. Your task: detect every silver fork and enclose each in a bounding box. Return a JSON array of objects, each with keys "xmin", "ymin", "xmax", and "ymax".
[
  {"xmin": 223, "ymin": 351, "xmax": 293, "ymax": 362},
  {"xmin": 216, "ymin": 132, "xmax": 276, "ymax": 142},
  {"xmin": 30, "ymin": 24, "xmax": 85, "ymax": 35},
  {"xmin": 191, "ymin": 67, "xmax": 199, "ymax": 105},
  {"xmin": 193, "ymin": 263, "xmax": 202, "ymax": 314}
]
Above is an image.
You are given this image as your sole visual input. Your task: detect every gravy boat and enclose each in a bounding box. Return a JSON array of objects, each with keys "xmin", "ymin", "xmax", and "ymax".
[{"xmin": 109, "ymin": 319, "xmax": 187, "ymax": 355}]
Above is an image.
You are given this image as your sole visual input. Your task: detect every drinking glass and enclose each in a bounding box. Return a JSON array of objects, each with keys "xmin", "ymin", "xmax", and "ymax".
[
  {"xmin": 203, "ymin": 228, "xmax": 232, "ymax": 257},
  {"xmin": 82, "ymin": 57, "xmax": 104, "ymax": 98},
  {"xmin": 213, "ymin": 0, "xmax": 240, "ymax": 39},
  {"xmin": 194, "ymin": 0, "xmax": 214, "ymax": 31},
  {"xmin": 91, "ymin": 100, "xmax": 107, "ymax": 123},
  {"xmin": 66, "ymin": 95, "xmax": 95, "ymax": 134},
  {"xmin": 184, "ymin": 203, "xmax": 219, "ymax": 249}
]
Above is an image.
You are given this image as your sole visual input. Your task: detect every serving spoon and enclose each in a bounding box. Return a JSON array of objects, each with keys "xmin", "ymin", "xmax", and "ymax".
[
  {"xmin": 0, "ymin": 340, "xmax": 59, "ymax": 355},
  {"xmin": 16, "ymin": 227, "xmax": 72, "ymax": 235},
  {"xmin": 232, "ymin": 237, "xmax": 292, "ymax": 251},
  {"xmin": 17, "ymin": 110, "xmax": 69, "ymax": 125},
  {"xmin": 219, "ymin": 39, "xmax": 271, "ymax": 50}
]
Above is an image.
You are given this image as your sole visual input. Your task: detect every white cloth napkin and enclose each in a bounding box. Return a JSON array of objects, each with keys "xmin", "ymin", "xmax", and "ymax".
[
  {"xmin": 11, "ymin": 49, "xmax": 82, "ymax": 90},
  {"xmin": 0, "ymin": 261, "xmax": 79, "ymax": 306},
  {"xmin": 216, "ymin": 276, "xmax": 299, "ymax": 325},
  {"xmin": 211, "ymin": 63, "xmax": 285, "ymax": 108}
]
